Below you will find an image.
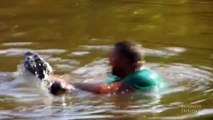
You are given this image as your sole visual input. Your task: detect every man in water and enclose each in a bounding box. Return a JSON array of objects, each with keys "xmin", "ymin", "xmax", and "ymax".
[{"xmin": 74, "ymin": 41, "xmax": 164, "ymax": 94}]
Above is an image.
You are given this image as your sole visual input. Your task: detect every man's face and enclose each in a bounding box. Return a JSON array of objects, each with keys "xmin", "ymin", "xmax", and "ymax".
[{"xmin": 109, "ymin": 49, "xmax": 126, "ymax": 77}]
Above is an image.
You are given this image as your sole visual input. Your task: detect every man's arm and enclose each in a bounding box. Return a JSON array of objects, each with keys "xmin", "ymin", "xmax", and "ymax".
[{"xmin": 73, "ymin": 82, "xmax": 132, "ymax": 94}]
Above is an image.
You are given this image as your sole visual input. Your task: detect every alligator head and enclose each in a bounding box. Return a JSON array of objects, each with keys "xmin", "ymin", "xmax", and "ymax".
[{"xmin": 24, "ymin": 52, "xmax": 53, "ymax": 80}]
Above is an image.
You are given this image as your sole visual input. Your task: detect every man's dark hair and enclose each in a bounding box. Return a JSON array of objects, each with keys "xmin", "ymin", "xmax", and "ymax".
[{"xmin": 114, "ymin": 41, "xmax": 143, "ymax": 66}]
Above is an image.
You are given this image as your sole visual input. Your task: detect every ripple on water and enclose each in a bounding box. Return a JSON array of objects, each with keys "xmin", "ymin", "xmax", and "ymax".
[
  {"xmin": 0, "ymin": 48, "xmax": 66, "ymax": 56},
  {"xmin": 80, "ymin": 45, "xmax": 186, "ymax": 57},
  {"xmin": 70, "ymin": 51, "xmax": 90, "ymax": 56},
  {"xmin": 0, "ymin": 72, "xmax": 15, "ymax": 83},
  {"xmin": 72, "ymin": 59, "xmax": 109, "ymax": 79},
  {"xmin": 71, "ymin": 58, "xmax": 212, "ymax": 117},
  {"xmin": 2, "ymin": 42, "xmax": 33, "ymax": 47},
  {"xmin": 73, "ymin": 59, "xmax": 212, "ymax": 87},
  {"xmin": 80, "ymin": 45, "xmax": 112, "ymax": 51},
  {"xmin": 144, "ymin": 47, "xmax": 186, "ymax": 57},
  {"xmin": 54, "ymin": 64, "xmax": 74, "ymax": 72},
  {"xmin": 36, "ymin": 49, "xmax": 66, "ymax": 55},
  {"xmin": 0, "ymin": 48, "xmax": 212, "ymax": 119},
  {"xmin": 197, "ymin": 109, "xmax": 213, "ymax": 116},
  {"xmin": 0, "ymin": 48, "xmax": 31, "ymax": 56},
  {"xmin": 147, "ymin": 63, "xmax": 213, "ymax": 95},
  {"xmin": 0, "ymin": 67, "xmax": 53, "ymax": 103}
]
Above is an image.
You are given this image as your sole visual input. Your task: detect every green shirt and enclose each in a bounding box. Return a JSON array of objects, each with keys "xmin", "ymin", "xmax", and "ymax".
[{"xmin": 104, "ymin": 68, "xmax": 164, "ymax": 91}]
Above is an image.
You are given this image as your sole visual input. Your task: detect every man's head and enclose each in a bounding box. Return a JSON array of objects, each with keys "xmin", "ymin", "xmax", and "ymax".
[{"xmin": 109, "ymin": 41, "xmax": 143, "ymax": 77}]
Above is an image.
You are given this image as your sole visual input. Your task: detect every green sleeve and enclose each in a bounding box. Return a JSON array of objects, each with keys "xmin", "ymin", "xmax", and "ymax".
[{"xmin": 104, "ymin": 75, "xmax": 119, "ymax": 84}]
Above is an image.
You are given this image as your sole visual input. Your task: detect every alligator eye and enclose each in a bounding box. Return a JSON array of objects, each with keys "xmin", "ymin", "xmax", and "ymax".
[
  {"xmin": 33, "ymin": 54, "xmax": 40, "ymax": 60},
  {"xmin": 26, "ymin": 56, "xmax": 30, "ymax": 60}
]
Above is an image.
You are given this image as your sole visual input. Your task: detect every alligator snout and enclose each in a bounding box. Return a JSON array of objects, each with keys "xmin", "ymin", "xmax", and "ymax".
[{"xmin": 24, "ymin": 52, "xmax": 53, "ymax": 80}]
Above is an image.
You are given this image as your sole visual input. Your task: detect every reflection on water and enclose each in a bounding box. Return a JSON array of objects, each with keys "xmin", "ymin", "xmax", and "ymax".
[
  {"xmin": 0, "ymin": 0, "xmax": 213, "ymax": 120},
  {"xmin": 0, "ymin": 47, "xmax": 212, "ymax": 119}
]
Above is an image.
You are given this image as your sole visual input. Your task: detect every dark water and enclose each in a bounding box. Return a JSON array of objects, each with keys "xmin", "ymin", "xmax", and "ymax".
[{"xmin": 0, "ymin": 0, "xmax": 212, "ymax": 119}]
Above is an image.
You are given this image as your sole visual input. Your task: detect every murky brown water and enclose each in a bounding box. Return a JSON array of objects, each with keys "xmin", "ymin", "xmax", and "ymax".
[{"xmin": 0, "ymin": 0, "xmax": 213, "ymax": 120}]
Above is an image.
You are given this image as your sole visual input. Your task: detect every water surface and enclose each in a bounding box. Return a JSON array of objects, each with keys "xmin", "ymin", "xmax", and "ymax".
[{"xmin": 0, "ymin": 0, "xmax": 212, "ymax": 120}]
